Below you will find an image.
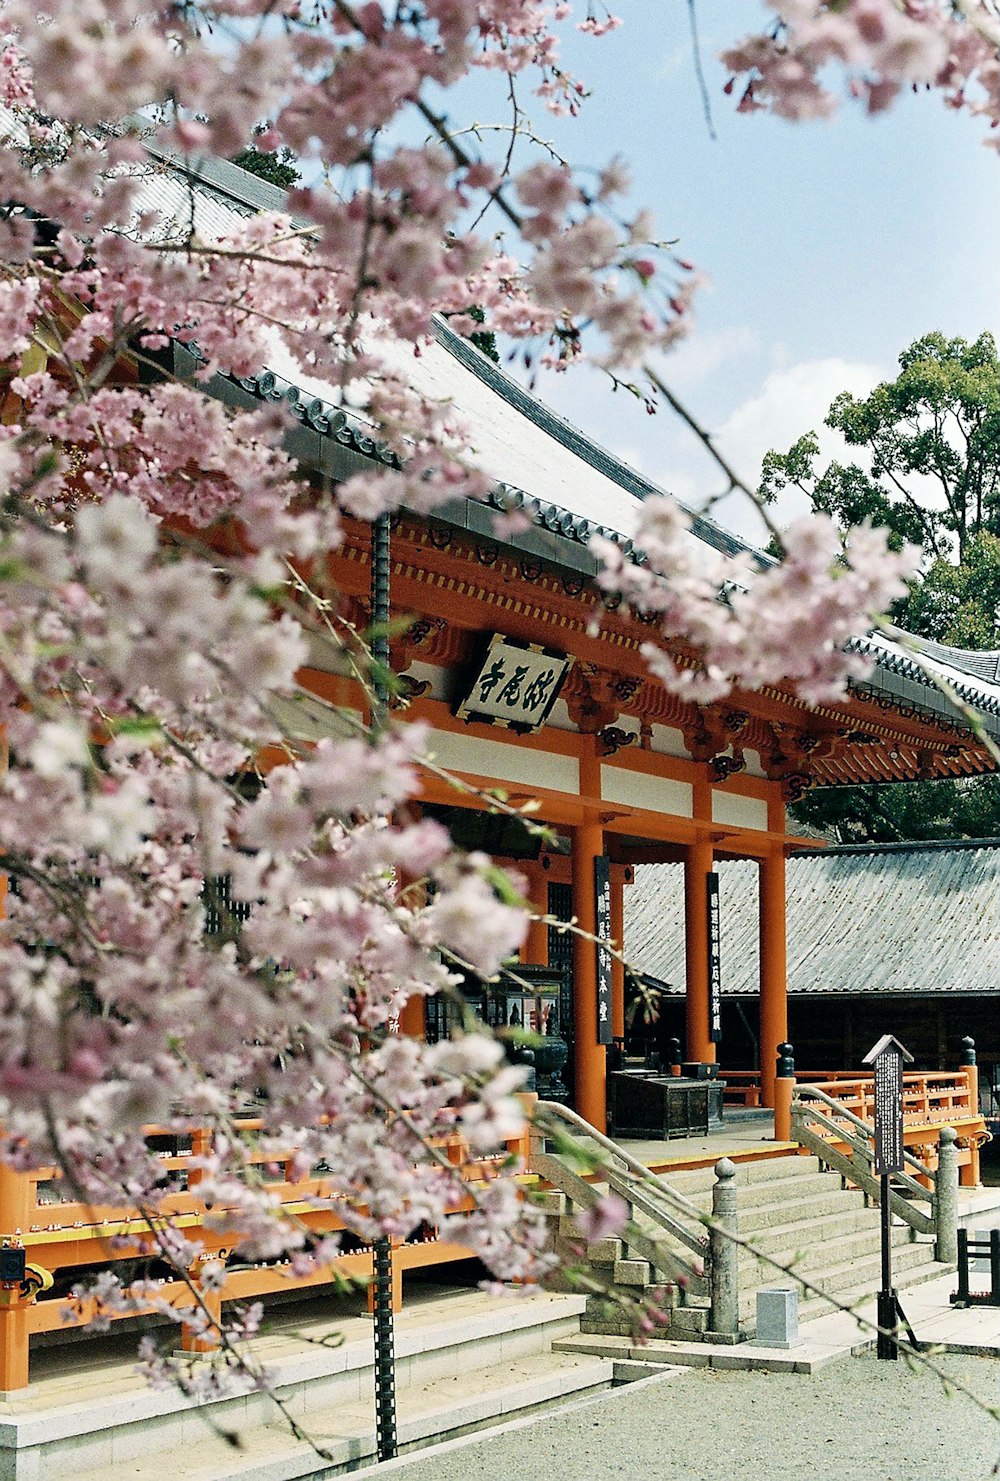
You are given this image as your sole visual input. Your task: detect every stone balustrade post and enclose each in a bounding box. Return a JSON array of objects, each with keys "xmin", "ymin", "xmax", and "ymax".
[
  {"xmin": 710, "ymin": 1157, "xmax": 739, "ymax": 1337},
  {"xmin": 936, "ymin": 1125, "xmax": 959, "ymax": 1265}
]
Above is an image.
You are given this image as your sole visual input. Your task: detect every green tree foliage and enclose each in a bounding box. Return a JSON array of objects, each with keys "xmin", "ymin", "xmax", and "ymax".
[
  {"xmin": 231, "ymin": 138, "xmax": 301, "ymax": 189},
  {"xmin": 761, "ymin": 330, "xmax": 1000, "ymax": 644},
  {"xmin": 792, "ymin": 775, "xmax": 1000, "ymax": 844},
  {"xmin": 762, "ymin": 332, "xmax": 1000, "ymax": 841}
]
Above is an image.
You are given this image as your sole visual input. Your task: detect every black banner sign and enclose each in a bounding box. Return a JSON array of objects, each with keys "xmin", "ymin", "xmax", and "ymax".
[
  {"xmin": 707, "ymin": 871, "xmax": 722, "ymax": 1045},
  {"xmin": 872, "ymin": 1048, "xmax": 904, "ymax": 1176},
  {"xmin": 594, "ymin": 854, "xmax": 613, "ymax": 1046}
]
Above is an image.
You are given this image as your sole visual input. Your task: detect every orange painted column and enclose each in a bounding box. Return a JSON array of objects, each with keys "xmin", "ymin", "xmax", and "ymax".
[
  {"xmin": 684, "ymin": 834, "xmax": 716, "ymax": 1066},
  {"xmin": 572, "ymin": 745, "xmax": 606, "ymax": 1130},
  {"xmin": 523, "ymin": 862, "xmax": 550, "ymax": 966},
  {"xmin": 759, "ymin": 795, "xmax": 789, "ymax": 1110},
  {"xmin": 609, "ymin": 866, "xmax": 627, "ymax": 1043},
  {"xmin": 398, "ymin": 992, "xmax": 426, "ymax": 1039}
]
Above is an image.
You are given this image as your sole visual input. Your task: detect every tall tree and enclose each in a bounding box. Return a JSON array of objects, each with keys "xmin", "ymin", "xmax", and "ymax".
[
  {"xmin": 761, "ymin": 331, "xmax": 1000, "ymax": 644},
  {"xmin": 761, "ymin": 332, "xmax": 1000, "ymax": 841}
]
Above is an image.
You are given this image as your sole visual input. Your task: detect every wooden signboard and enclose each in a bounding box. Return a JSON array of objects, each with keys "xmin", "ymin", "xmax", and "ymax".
[
  {"xmin": 707, "ymin": 871, "xmax": 722, "ymax": 1045},
  {"xmin": 864, "ymin": 1033, "xmax": 912, "ymax": 1176},
  {"xmin": 594, "ymin": 854, "xmax": 613, "ymax": 1046},
  {"xmin": 456, "ymin": 635, "xmax": 570, "ymax": 731}
]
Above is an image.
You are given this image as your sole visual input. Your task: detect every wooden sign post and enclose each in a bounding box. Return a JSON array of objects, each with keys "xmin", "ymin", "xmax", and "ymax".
[
  {"xmin": 594, "ymin": 855, "xmax": 613, "ymax": 1046},
  {"xmin": 862, "ymin": 1033, "xmax": 913, "ymax": 1360}
]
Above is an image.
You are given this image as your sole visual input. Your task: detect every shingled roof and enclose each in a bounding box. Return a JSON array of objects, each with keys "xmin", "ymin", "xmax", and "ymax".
[{"xmin": 625, "ymin": 839, "xmax": 1000, "ymax": 997}]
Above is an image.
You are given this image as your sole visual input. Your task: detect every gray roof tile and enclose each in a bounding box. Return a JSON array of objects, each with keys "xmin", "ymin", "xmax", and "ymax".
[{"xmin": 625, "ymin": 841, "xmax": 1000, "ymax": 996}]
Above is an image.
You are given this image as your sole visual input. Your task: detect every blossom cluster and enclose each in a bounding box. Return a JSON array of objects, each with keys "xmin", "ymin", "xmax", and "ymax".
[
  {"xmin": 594, "ymin": 503, "xmax": 920, "ymax": 705},
  {"xmin": 723, "ymin": 1, "xmax": 1000, "ymax": 135}
]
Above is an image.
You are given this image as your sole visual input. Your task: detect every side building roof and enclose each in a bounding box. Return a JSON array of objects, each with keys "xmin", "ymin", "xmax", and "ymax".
[{"xmin": 625, "ymin": 839, "xmax": 1000, "ymax": 997}]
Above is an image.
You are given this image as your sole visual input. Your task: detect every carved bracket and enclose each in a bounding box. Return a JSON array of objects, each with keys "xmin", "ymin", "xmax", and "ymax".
[{"xmin": 598, "ymin": 726, "xmax": 638, "ymax": 758}]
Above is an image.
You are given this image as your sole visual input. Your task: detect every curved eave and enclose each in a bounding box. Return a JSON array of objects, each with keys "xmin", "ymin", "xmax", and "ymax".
[{"xmin": 130, "ymin": 151, "xmax": 1000, "ymax": 753}]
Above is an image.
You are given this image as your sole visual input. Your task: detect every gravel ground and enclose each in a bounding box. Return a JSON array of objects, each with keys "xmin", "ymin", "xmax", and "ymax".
[{"xmin": 379, "ymin": 1354, "xmax": 1000, "ymax": 1481}]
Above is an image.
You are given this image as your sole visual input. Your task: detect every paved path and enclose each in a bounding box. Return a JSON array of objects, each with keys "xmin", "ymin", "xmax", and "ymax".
[
  {"xmin": 368, "ymin": 1351, "xmax": 1000, "ymax": 1481},
  {"xmin": 355, "ymin": 1246, "xmax": 1000, "ymax": 1481}
]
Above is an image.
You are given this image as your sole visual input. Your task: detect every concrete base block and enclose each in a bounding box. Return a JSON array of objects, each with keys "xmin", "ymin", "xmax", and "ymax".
[{"xmin": 754, "ymin": 1287, "xmax": 801, "ymax": 1349}]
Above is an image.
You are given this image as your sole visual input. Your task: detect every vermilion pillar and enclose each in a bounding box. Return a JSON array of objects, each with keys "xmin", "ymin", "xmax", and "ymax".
[
  {"xmin": 610, "ymin": 866, "xmax": 626, "ymax": 1043},
  {"xmin": 759, "ymin": 845, "xmax": 788, "ymax": 1109},
  {"xmin": 684, "ymin": 836, "xmax": 716, "ymax": 1065},
  {"xmin": 523, "ymin": 862, "xmax": 549, "ymax": 966},
  {"xmin": 572, "ymin": 817, "xmax": 607, "ymax": 1129},
  {"xmin": 398, "ymin": 992, "xmax": 426, "ymax": 1039}
]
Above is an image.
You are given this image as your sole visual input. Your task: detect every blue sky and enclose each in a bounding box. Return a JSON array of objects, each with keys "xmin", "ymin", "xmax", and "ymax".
[{"xmin": 481, "ymin": 2, "xmax": 1000, "ymax": 542}]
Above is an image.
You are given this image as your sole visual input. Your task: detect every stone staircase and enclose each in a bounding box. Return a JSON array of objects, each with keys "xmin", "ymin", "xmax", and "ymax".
[
  {"xmin": 543, "ymin": 1153, "xmax": 952, "ymax": 1340},
  {"xmin": 4, "ymin": 1289, "xmax": 619, "ymax": 1481}
]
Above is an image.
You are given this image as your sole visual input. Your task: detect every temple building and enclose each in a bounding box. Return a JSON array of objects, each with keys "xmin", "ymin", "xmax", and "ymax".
[
  {"xmin": 105, "ymin": 147, "xmax": 1000, "ymax": 1138},
  {"xmin": 0, "ymin": 136, "xmax": 996, "ymax": 1422}
]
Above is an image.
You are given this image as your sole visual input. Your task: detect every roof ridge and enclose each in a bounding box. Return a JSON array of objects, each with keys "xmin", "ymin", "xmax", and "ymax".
[{"xmin": 788, "ymin": 836, "xmax": 1000, "ymax": 857}]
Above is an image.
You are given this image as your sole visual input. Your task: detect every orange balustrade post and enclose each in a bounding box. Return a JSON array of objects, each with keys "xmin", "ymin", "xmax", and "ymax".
[
  {"xmin": 684, "ymin": 836, "xmax": 715, "ymax": 1066},
  {"xmin": 773, "ymin": 1042, "xmax": 795, "ymax": 1143},
  {"xmin": 759, "ymin": 840, "xmax": 787, "ymax": 1110},
  {"xmin": 181, "ymin": 1259, "xmax": 223, "ymax": 1354},
  {"xmin": 0, "ymin": 1294, "xmax": 30, "ymax": 1392}
]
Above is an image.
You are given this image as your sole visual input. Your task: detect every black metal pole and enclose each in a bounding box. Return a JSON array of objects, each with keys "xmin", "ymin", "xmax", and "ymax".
[
  {"xmin": 371, "ymin": 511, "xmax": 391, "ymax": 726},
  {"xmin": 372, "ymin": 1235, "xmax": 397, "ymax": 1461},
  {"xmin": 370, "ymin": 510, "xmax": 398, "ymax": 1460},
  {"xmin": 876, "ymin": 1171, "xmax": 897, "ymax": 1360}
]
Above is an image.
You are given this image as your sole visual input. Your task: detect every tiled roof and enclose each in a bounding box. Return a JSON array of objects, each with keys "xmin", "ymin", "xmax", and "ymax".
[
  {"xmin": 625, "ymin": 840, "xmax": 1000, "ymax": 996},
  {"xmin": 8, "ymin": 109, "xmax": 1000, "ymax": 740}
]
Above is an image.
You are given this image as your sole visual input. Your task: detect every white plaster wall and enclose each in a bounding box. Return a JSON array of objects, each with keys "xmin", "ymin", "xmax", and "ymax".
[
  {"xmin": 712, "ymin": 790, "xmax": 768, "ymax": 831},
  {"xmin": 425, "ymin": 729, "xmax": 580, "ymax": 793},
  {"xmin": 404, "ymin": 659, "xmax": 448, "ymax": 700},
  {"xmin": 650, "ymin": 724, "xmax": 689, "ymax": 758},
  {"xmin": 601, "ymin": 765, "xmax": 693, "ymax": 817}
]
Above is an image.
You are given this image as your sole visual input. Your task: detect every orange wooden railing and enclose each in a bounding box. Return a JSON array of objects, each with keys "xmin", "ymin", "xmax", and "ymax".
[
  {"xmin": 0, "ymin": 1107, "xmax": 535, "ymax": 1392},
  {"xmin": 723, "ymin": 1068, "xmax": 913, "ymax": 1107},
  {"xmin": 783, "ymin": 1069, "xmax": 988, "ymax": 1186}
]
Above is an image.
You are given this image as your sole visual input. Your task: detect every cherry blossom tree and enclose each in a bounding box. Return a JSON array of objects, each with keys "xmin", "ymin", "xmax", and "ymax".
[{"xmin": 0, "ymin": 0, "xmax": 991, "ymax": 1396}]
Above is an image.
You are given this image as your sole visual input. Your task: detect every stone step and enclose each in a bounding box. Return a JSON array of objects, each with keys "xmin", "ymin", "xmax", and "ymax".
[
  {"xmin": 0, "ymin": 1289, "xmax": 592, "ymax": 1481},
  {"xmin": 738, "ymin": 1224, "xmax": 922, "ymax": 1287},
  {"xmin": 651, "ymin": 1155, "xmax": 820, "ymax": 1195},
  {"xmin": 659, "ymin": 1168, "xmax": 845, "ymax": 1213},
  {"xmin": 624, "ymin": 1195, "xmax": 874, "ymax": 1257},
  {"xmin": 741, "ymin": 1240, "xmax": 944, "ymax": 1315},
  {"xmin": 798, "ymin": 1254, "xmax": 953, "ymax": 1322},
  {"xmin": 733, "ymin": 1186, "xmax": 868, "ymax": 1231},
  {"xmin": 68, "ymin": 1349, "xmax": 615, "ymax": 1481},
  {"xmin": 733, "ymin": 1208, "xmax": 908, "ymax": 1265},
  {"xmin": 552, "ymin": 1331, "xmax": 844, "ymax": 1376}
]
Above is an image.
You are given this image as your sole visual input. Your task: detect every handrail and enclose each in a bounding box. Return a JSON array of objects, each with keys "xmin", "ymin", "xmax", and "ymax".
[
  {"xmin": 793, "ymin": 1083, "xmax": 934, "ymax": 1190},
  {"xmin": 791, "ymin": 1088, "xmax": 936, "ymax": 1237},
  {"xmin": 532, "ymin": 1100, "xmax": 710, "ymax": 1297}
]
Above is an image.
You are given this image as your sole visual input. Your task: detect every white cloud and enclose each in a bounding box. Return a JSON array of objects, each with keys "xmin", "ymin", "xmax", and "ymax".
[
  {"xmin": 706, "ymin": 356, "xmax": 886, "ymax": 539},
  {"xmin": 646, "ymin": 323, "xmax": 759, "ymax": 393}
]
